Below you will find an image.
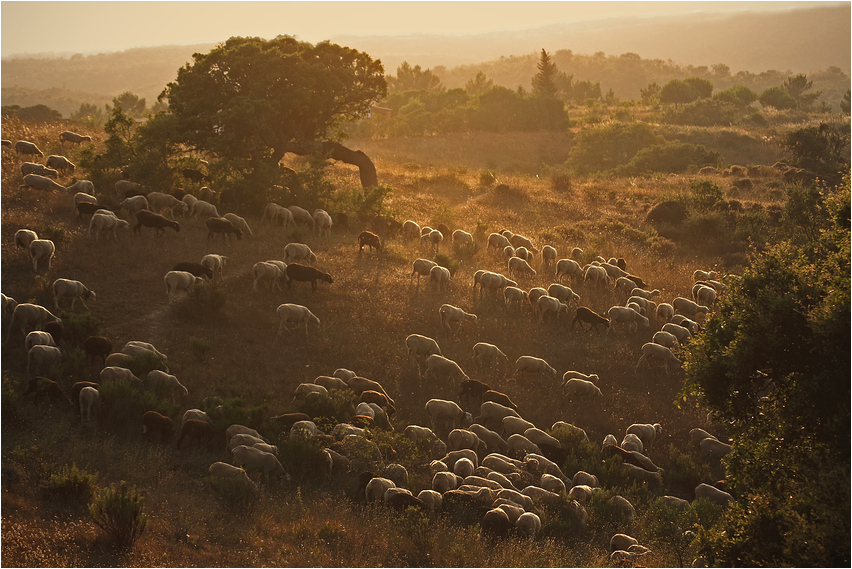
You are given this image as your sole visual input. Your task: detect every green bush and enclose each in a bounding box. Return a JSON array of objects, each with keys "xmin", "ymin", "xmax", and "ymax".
[
  {"xmin": 277, "ymin": 436, "xmax": 328, "ymax": 485},
  {"xmin": 125, "ymin": 351, "xmax": 167, "ymax": 378},
  {"xmin": 2, "ymin": 374, "xmax": 23, "ymax": 427},
  {"xmin": 98, "ymin": 378, "xmax": 178, "ymax": 433},
  {"xmin": 89, "ymin": 481, "xmax": 147, "ymax": 549},
  {"xmin": 566, "ymin": 122, "xmax": 664, "ymax": 175},
  {"xmin": 613, "ymin": 142, "xmax": 720, "ymax": 176},
  {"xmin": 203, "ymin": 396, "xmax": 270, "ymax": 435},
  {"xmin": 56, "ymin": 311, "xmax": 100, "ymax": 345},
  {"xmin": 660, "ymin": 444, "xmax": 712, "ymax": 500},
  {"xmin": 690, "ymin": 180, "xmax": 724, "ymax": 210},
  {"xmin": 43, "ymin": 463, "xmax": 97, "ymax": 503},
  {"xmin": 433, "ymin": 253, "xmax": 461, "ymax": 276},
  {"xmin": 292, "ymin": 390, "xmax": 352, "ymax": 426},
  {"xmin": 209, "ymin": 475, "xmax": 257, "ymax": 515},
  {"xmin": 41, "ymin": 223, "xmax": 68, "ymax": 244},
  {"xmin": 186, "ymin": 282, "xmax": 226, "ymax": 314},
  {"xmin": 660, "ymin": 99, "xmax": 739, "ymax": 127},
  {"xmin": 189, "ymin": 337, "xmax": 212, "ymax": 361}
]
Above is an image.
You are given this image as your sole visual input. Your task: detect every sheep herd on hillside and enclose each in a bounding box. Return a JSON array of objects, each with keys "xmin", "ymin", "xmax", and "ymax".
[{"xmin": 3, "ymin": 134, "xmax": 736, "ymax": 560}]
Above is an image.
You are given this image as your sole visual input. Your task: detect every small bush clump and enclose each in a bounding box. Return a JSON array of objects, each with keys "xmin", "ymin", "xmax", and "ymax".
[
  {"xmin": 43, "ymin": 463, "xmax": 97, "ymax": 503},
  {"xmin": 89, "ymin": 481, "xmax": 148, "ymax": 549},
  {"xmin": 690, "ymin": 179, "xmax": 725, "ymax": 210},
  {"xmin": 189, "ymin": 336, "xmax": 212, "ymax": 361}
]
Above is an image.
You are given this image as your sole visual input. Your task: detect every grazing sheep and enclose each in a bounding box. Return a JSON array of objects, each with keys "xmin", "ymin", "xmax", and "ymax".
[
  {"xmin": 406, "ymin": 334, "xmax": 442, "ymax": 364},
  {"xmin": 23, "ymin": 376, "xmax": 70, "ymax": 405},
  {"xmin": 514, "ymin": 356, "xmax": 557, "ymax": 382},
  {"xmin": 15, "ymin": 229, "xmax": 39, "ymax": 250},
  {"xmin": 100, "ymin": 366, "xmax": 143, "ymax": 389},
  {"xmin": 503, "ymin": 416, "xmax": 535, "ymax": 439},
  {"xmin": 472, "ymin": 342, "xmax": 509, "ymax": 368},
  {"xmin": 164, "ymin": 271, "xmax": 204, "ymax": 304},
  {"xmin": 357, "ymin": 230, "xmax": 383, "ymax": 255},
  {"xmin": 671, "ymin": 315, "xmax": 701, "ymax": 334},
  {"xmin": 176, "ymin": 419, "xmax": 216, "ymax": 449},
  {"xmin": 507, "ymin": 256, "xmax": 537, "ymax": 280},
  {"xmin": 205, "ymin": 216, "xmax": 241, "ymax": 241},
  {"xmin": 483, "ymin": 390, "xmax": 519, "ymax": 413},
  {"xmin": 487, "ymin": 232, "xmax": 512, "ymax": 253},
  {"xmin": 135, "ymin": 210, "xmax": 180, "ymax": 236},
  {"xmin": 694, "ymin": 482, "xmax": 733, "ymax": 507},
  {"xmin": 536, "ymin": 295, "xmax": 569, "ymax": 323},
  {"xmin": 695, "ymin": 285, "xmax": 717, "ymax": 308},
  {"xmin": 7, "ymin": 303, "xmax": 61, "ymax": 340},
  {"xmin": 221, "ymin": 212, "xmax": 252, "ymax": 238},
  {"xmin": 232, "ymin": 445, "xmax": 287, "ymax": 477},
  {"xmin": 21, "ymin": 162, "xmax": 59, "ymax": 178},
  {"xmin": 403, "ymin": 220, "xmax": 421, "ymax": 240},
  {"xmin": 288, "ymin": 205, "xmax": 314, "ymax": 229},
  {"xmin": 52, "ymin": 278, "xmax": 96, "ymax": 310},
  {"xmin": 410, "ymin": 258, "xmax": 437, "ymax": 286},
  {"xmin": 662, "ymin": 322, "xmax": 692, "ymax": 344},
  {"xmin": 426, "ymin": 265, "xmax": 451, "ymax": 292},
  {"xmin": 252, "ymin": 262, "xmax": 285, "ymax": 292},
  {"xmin": 142, "ymin": 411, "xmax": 174, "ymax": 442},
  {"xmin": 76, "ymin": 201, "xmax": 109, "ymax": 220},
  {"xmin": 583, "ymin": 265, "xmax": 611, "ymax": 289},
  {"xmin": 15, "ymin": 140, "xmax": 44, "ymax": 159},
  {"xmin": 28, "ymin": 239, "xmax": 56, "ymax": 272},
  {"xmin": 508, "ymin": 234, "xmax": 535, "ymax": 253},
  {"xmin": 502, "ymin": 245, "xmax": 516, "ymax": 262},
  {"xmin": 404, "ymin": 425, "xmax": 448, "ymax": 459},
  {"xmin": 547, "ymin": 283, "xmax": 580, "ymax": 307},
  {"xmin": 623, "ymin": 462, "xmax": 662, "ymax": 486},
  {"xmin": 312, "ymin": 209, "xmax": 333, "ymax": 238},
  {"xmin": 276, "ymin": 303, "xmax": 320, "ymax": 335},
  {"xmin": 27, "ymin": 345, "xmax": 62, "ymax": 378},
  {"xmin": 25, "ymin": 330, "xmax": 57, "ymax": 352},
  {"xmin": 673, "ymin": 297, "xmax": 710, "ymax": 320},
  {"xmin": 146, "ymin": 370, "xmax": 188, "ymax": 399},
  {"xmin": 228, "ymin": 433, "xmax": 266, "ymax": 452},
  {"xmin": 333, "ymin": 368, "xmax": 357, "ymax": 382},
  {"xmin": 692, "ymin": 269, "xmax": 718, "ymax": 282},
  {"xmin": 209, "ymin": 462, "xmax": 258, "ymax": 492},
  {"xmin": 79, "ymin": 386, "xmax": 100, "ymax": 422},
  {"xmin": 626, "ymin": 423, "xmax": 662, "ymax": 453},
  {"xmin": 20, "ymin": 173, "xmax": 67, "ymax": 193},
  {"xmin": 699, "ymin": 437, "xmax": 732, "ymax": 462},
  {"xmin": 192, "ymin": 199, "xmax": 220, "ymax": 219},
  {"xmin": 425, "ymin": 399, "xmax": 468, "ymax": 436},
  {"xmin": 540, "ymin": 245, "xmax": 557, "ymax": 267},
  {"xmin": 439, "ymin": 304, "xmax": 477, "ymax": 333},
  {"xmin": 474, "ymin": 402, "xmax": 520, "ymax": 433},
  {"xmin": 608, "ymin": 306, "xmax": 650, "ymax": 333},
  {"xmin": 502, "ymin": 286, "xmax": 528, "ymax": 310},
  {"xmin": 420, "ymin": 229, "xmax": 443, "ymax": 254},
  {"xmin": 200, "ymin": 254, "xmax": 227, "ymax": 280},
  {"xmin": 452, "ymin": 229, "xmax": 474, "ymax": 247},
  {"xmin": 284, "ymin": 242, "xmax": 317, "ymax": 265},
  {"xmin": 656, "ymin": 302, "xmax": 675, "ymax": 324},
  {"xmin": 286, "ymin": 263, "xmax": 333, "ymax": 291},
  {"xmin": 621, "ymin": 434, "xmax": 644, "ymax": 452},
  {"xmin": 572, "ymin": 306, "xmax": 611, "ymax": 334},
  {"xmin": 447, "ymin": 429, "xmax": 483, "ymax": 453},
  {"xmin": 365, "ymin": 477, "xmax": 396, "ymax": 502},
  {"xmin": 636, "ymin": 342, "xmax": 682, "ymax": 375},
  {"xmin": 59, "ymin": 131, "xmax": 93, "ymax": 145},
  {"xmin": 469, "ymin": 424, "xmax": 509, "ymax": 454},
  {"xmin": 652, "ymin": 330, "xmax": 680, "ymax": 349},
  {"xmin": 120, "ymin": 195, "xmax": 150, "ymax": 216},
  {"xmin": 562, "ymin": 378, "xmax": 603, "ymax": 398},
  {"xmin": 115, "ymin": 180, "xmax": 143, "ymax": 198},
  {"xmin": 88, "ymin": 212, "xmax": 129, "ymax": 242},
  {"xmin": 145, "ymin": 192, "xmax": 188, "ymax": 217},
  {"xmin": 513, "ymin": 246, "xmax": 533, "ymax": 263},
  {"xmin": 172, "ymin": 262, "xmax": 214, "ymax": 280},
  {"xmin": 424, "ymin": 354, "xmax": 469, "ymax": 384},
  {"xmin": 121, "ymin": 341, "xmax": 167, "ymax": 362},
  {"xmin": 479, "ymin": 272, "xmax": 517, "ymax": 299},
  {"xmin": 260, "ymin": 202, "xmax": 294, "ymax": 228},
  {"xmin": 555, "ymin": 259, "xmax": 583, "ymax": 283}
]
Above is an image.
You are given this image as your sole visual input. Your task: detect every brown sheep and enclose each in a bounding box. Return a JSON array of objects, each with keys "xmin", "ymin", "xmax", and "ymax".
[
  {"xmin": 142, "ymin": 411, "xmax": 174, "ymax": 443},
  {"xmin": 572, "ymin": 306, "xmax": 611, "ymax": 335},
  {"xmin": 206, "ymin": 216, "xmax": 241, "ymax": 241},
  {"xmin": 285, "ymin": 263, "xmax": 333, "ymax": 291},
  {"xmin": 83, "ymin": 336, "xmax": 112, "ymax": 366},
  {"xmin": 23, "ymin": 376, "xmax": 71, "ymax": 405},
  {"xmin": 135, "ymin": 210, "xmax": 180, "ymax": 236},
  {"xmin": 358, "ymin": 390, "xmax": 396, "ymax": 415},
  {"xmin": 357, "ymin": 231, "xmax": 382, "ymax": 254},
  {"xmin": 482, "ymin": 390, "xmax": 519, "ymax": 412},
  {"xmin": 176, "ymin": 418, "xmax": 216, "ymax": 449}
]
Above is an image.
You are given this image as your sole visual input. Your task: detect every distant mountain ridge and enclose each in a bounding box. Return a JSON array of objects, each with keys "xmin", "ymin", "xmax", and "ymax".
[{"xmin": 1, "ymin": 4, "xmax": 848, "ymax": 117}]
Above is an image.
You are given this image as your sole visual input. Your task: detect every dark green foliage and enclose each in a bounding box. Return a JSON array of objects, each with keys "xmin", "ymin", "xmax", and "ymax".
[
  {"xmin": 641, "ymin": 498, "xmax": 715, "ymax": 567},
  {"xmin": 782, "ymin": 74, "xmax": 822, "ymax": 110},
  {"xmin": 43, "ymin": 463, "xmax": 97, "ymax": 503},
  {"xmin": 2, "ymin": 374, "xmax": 23, "ymax": 427},
  {"xmin": 690, "ymin": 179, "xmax": 724, "ymax": 210},
  {"xmin": 660, "ymin": 79, "xmax": 699, "ymax": 108},
  {"xmin": 682, "ymin": 175, "xmax": 851, "ymax": 567},
  {"xmin": 41, "ymin": 223, "xmax": 68, "ymax": 244},
  {"xmin": 56, "ymin": 310, "xmax": 100, "ymax": 345},
  {"xmin": 659, "ymin": 99, "xmax": 739, "ymax": 127},
  {"xmin": 98, "ymin": 378, "xmax": 179, "ymax": 433},
  {"xmin": 613, "ymin": 141, "xmax": 720, "ymax": 175},
  {"xmin": 433, "ymin": 253, "xmax": 460, "ymax": 276},
  {"xmin": 781, "ymin": 121, "xmax": 850, "ymax": 182},
  {"xmin": 125, "ymin": 351, "xmax": 166, "ymax": 378},
  {"xmin": 713, "ymin": 85, "xmax": 758, "ymax": 108},
  {"xmin": 185, "ymin": 282, "xmax": 227, "ymax": 315},
  {"xmin": 189, "ymin": 337, "xmax": 212, "ymax": 361},
  {"xmin": 683, "ymin": 77, "xmax": 713, "ymax": 99},
  {"xmin": 89, "ymin": 481, "xmax": 147, "ymax": 549},
  {"xmin": 566, "ymin": 122, "xmax": 664, "ymax": 175},
  {"xmin": 660, "ymin": 444, "xmax": 712, "ymax": 498},
  {"xmin": 532, "ymin": 49, "xmax": 560, "ymax": 98},
  {"xmin": 292, "ymin": 390, "xmax": 352, "ymax": 426},
  {"xmin": 1, "ymin": 104, "xmax": 62, "ymax": 122},
  {"xmin": 388, "ymin": 62, "xmax": 443, "ymax": 93},
  {"xmin": 203, "ymin": 396, "xmax": 270, "ymax": 436},
  {"xmin": 277, "ymin": 436, "xmax": 329, "ymax": 486},
  {"xmin": 758, "ymin": 86, "xmax": 797, "ymax": 110},
  {"xmin": 209, "ymin": 475, "xmax": 258, "ymax": 515}
]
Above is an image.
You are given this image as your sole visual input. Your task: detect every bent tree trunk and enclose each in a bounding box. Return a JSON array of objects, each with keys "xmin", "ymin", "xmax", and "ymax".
[{"xmin": 280, "ymin": 141, "xmax": 378, "ymax": 191}]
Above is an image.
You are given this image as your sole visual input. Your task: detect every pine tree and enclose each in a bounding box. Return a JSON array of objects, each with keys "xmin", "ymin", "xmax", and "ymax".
[{"xmin": 532, "ymin": 49, "xmax": 560, "ymax": 98}]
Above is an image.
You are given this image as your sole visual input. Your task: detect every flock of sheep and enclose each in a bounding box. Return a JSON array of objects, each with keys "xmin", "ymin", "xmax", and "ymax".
[{"xmin": 2, "ymin": 131, "xmax": 736, "ymax": 560}]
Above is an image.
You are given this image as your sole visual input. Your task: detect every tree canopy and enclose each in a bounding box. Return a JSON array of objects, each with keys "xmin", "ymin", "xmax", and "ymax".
[
  {"xmin": 531, "ymin": 49, "xmax": 560, "ymax": 98},
  {"xmin": 387, "ymin": 61, "xmax": 442, "ymax": 93}
]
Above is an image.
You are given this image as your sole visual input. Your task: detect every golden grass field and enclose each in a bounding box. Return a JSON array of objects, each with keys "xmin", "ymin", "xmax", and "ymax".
[{"xmin": 0, "ymin": 117, "xmax": 792, "ymax": 566}]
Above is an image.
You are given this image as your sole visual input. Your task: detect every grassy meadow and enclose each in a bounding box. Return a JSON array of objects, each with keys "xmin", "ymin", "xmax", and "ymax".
[{"xmin": 0, "ymin": 117, "xmax": 796, "ymax": 566}]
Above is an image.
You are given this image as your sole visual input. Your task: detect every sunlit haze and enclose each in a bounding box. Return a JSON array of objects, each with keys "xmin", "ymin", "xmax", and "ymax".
[{"xmin": 1, "ymin": 1, "xmax": 841, "ymax": 56}]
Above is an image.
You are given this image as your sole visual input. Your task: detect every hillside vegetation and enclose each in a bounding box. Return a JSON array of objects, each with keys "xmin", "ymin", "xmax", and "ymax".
[{"xmin": 2, "ymin": 103, "xmax": 847, "ymax": 566}]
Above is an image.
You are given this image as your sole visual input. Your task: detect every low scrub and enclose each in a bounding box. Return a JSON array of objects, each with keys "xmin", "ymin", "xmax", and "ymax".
[{"xmin": 89, "ymin": 481, "xmax": 148, "ymax": 549}]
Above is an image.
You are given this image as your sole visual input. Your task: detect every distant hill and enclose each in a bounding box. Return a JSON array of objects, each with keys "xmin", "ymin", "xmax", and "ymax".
[{"xmin": 1, "ymin": 4, "xmax": 848, "ymax": 117}]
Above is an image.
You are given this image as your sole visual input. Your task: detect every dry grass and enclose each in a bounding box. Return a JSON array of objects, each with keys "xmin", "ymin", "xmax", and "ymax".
[{"xmin": 1, "ymin": 123, "xmax": 797, "ymax": 566}]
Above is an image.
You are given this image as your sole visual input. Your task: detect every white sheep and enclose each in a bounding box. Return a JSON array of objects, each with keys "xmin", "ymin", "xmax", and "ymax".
[
  {"xmin": 429, "ymin": 265, "xmax": 451, "ymax": 292},
  {"xmin": 689, "ymin": 428, "xmax": 718, "ymax": 446},
  {"xmin": 100, "ymin": 366, "xmax": 143, "ymax": 388},
  {"xmin": 164, "ymin": 271, "xmax": 204, "ymax": 304},
  {"xmin": 569, "ymin": 485, "xmax": 595, "ymax": 504},
  {"xmin": 432, "ymin": 471, "xmax": 461, "ymax": 493},
  {"xmin": 424, "ymin": 354, "xmax": 469, "ymax": 384},
  {"xmin": 626, "ymin": 423, "xmax": 662, "ymax": 453},
  {"xmin": 635, "ymin": 342, "xmax": 682, "ymax": 375},
  {"xmin": 201, "ymin": 254, "xmax": 228, "ymax": 280},
  {"xmin": 146, "ymin": 369, "xmax": 188, "ymax": 398},
  {"xmin": 515, "ymin": 356, "xmax": 557, "ymax": 381},
  {"xmin": 555, "ymin": 259, "xmax": 583, "ymax": 283},
  {"xmin": 692, "ymin": 269, "xmax": 718, "ymax": 282},
  {"xmin": 425, "ymin": 398, "xmax": 468, "ymax": 435},
  {"xmin": 673, "ymin": 297, "xmax": 710, "ymax": 320},
  {"xmin": 276, "ymin": 303, "xmax": 320, "ymax": 336},
  {"xmin": 25, "ymin": 330, "xmax": 56, "ymax": 352},
  {"xmin": 290, "ymin": 420, "xmax": 319, "ymax": 440},
  {"xmin": 481, "ymin": 453, "xmax": 524, "ymax": 475},
  {"xmin": 652, "ymin": 330, "xmax": 680, "ymax": 349},
  {"xmin": 540, "ymin": 245, "xmax": 557, "ymax": 266},
  {"xmin": 562, "ymin": 378, "xmax": 603, "ymax": 398},
  {"xmin": 403, "ymin": 425, "xmax": 448, "ymax": 459},
  {"xmin": 471, "ymin": 342, "xmax": 509, "ymax": 368},
  {"xmin": 527, "ymin": 287, "xmax": 548, "ymax": 313},
  {"xmin": 7, "ymin": 303, "xmax": 61, "ymax": 339},
  {"xmin": 181, "ymin": 193, "xmax": 199, "ymax": 216},
  {"xmin": 439, "ymin": 304, "xmax": 477, "ymax": 333},
  {"xmin": 521, "ymin": 485, "xmax": 562, "ymax": 505},
  {"xmin": 536, "ymin": 295, "xmax": 569, "ymax": 323},
  {"xmin": 73, "ymin": 190, "xmax": 98, "ymax": 205},
  {"xmin": 209, "ymin": 462, "xmax": 258, "ymax": 492},
  {"xmin": 146, "ymin": 192, "xmax": 189, "ymax": 217},
  {"xmin": 696, "ymin": 285, "xmax": 717, "ymax": 308},
  {"xmin": 694, "ymin": 483, "xmax": 733, "ymax": 507},
  {"xmin": 333, "ymin": 368, "xmax": 357, "ymax": 382},
  {"xmin": 454, "ymin": 457, "xmax": 476, "ymax": 478},
  {"xmin": 422, "ymin": 229, "xmax": 443, "ymax": 254},
  {"xmin": 410, "ymin": 258, "xmax": 437, "ymax": 286},
  {"xmin": 662, "ymin": 322, "xmax": 692, "ymax": 344},
  {"xmin": 469, "ymin": 423, "xmax": 509, "ymax": 454},
  {"xmin": 447, "ymin": 429, "xmax": 482, "ymax": 453},
  {"xmin": 288, "ymin": 205, "xmax": 314, "ymax": 229},
  {"xmin": 671, "ymin": 315, "xmax": 701, "ymax": 334},
  {"xmin": 232, "ymin": 445, "xmax": 286, "ymax": 477},
  {"xmin": 52, "ymin": 278, "xmax": 96, "ymax": 310},
  {"xmin": 403, "ymin": 220, "xmax": 421, "ymax": 240},
  {"xmin": 405, "ymin": 334, "xmax": 442, "ymax": 364},
  {"xmin": 573, "ymin": 470, "xmax": 599, "ymax": 487},
  {"xmin": 479, "ymin": 271, "xmax": 517, "ymax": 299},
  {"xmin": 88, "ymin": 211, "xmax": 129, "ymax": 241},
  {"xmin": 223, "ymin": 213, "xmax": 253, "ymax": 238},
  {"xmin": 28, "ymin": 239, "xmax": 56, "ymax": 273},
  {"xmin": 583, "ymin": 264, "xmax": 611, "ymax": 288},
  {"xmin": 252, "ymin": 262, "xmax": 284, "ymax": 292},
  {"xmin": 507, "ymin": 256, "xmax": 536, "ymax": 280},
  {"xmin": 502, "ymin": 245, "xmax": 516, "ymax": 262},
  {"xmin": 228, "ymin": 433, "xmax": 266, "ymax": 452},
  {"xmin": 487, "ymin": 232, "xmax": 511, "ymax": 253},
  {"xmin": 509, "ymin": 234, "xmax": 536, "ymax": 252},
  {"xmin": 27, "ymin": 344, "xmax": 61, "ymax": 378},
  {"xmin": 658, "ymin": 495, "xmax": 691, "ymax": 510},
  {"xmin": 475, "ymin": 402, "xmax": 520, "ymax": 433},
  {"xmin": 608, "ymin": 306, "xmax": 649, "ymax": 333},
  {"xmin": 260, "ymin": 202, "xmax": 292, "ymax": 228},
  {"xmin": 15, "ymin": 229, "xmax": 39, "ymax": 251},
  {"xmin": 502, "ymin": 416, "xmax": 535, "ymax": 438},
  {"xmin": 79, "ymin": 386, "xmax": 100, "ymax": 422},
  {"xmin": 294, "ymin": 382, "xmax": 328, "ymax": 400},
  {"xmin": 602, "ymin": 434, "xmax": 618, "ymax": 448},
  {"xmin": 626, "ymin": 295, "xmax": 656, "ymax": 316},
  {"xmin": 547, "ymin": 283, "xmax": 580, "ymax": 306},
  {"xmin": 523, "ymin": 427, "xmax": 561, "ymax": 449},
  {"xmin": 122, "ymin": 341, "xmax": 168, "ymax": 362},
  {"xmin": 514, "ymin": 246, "xmax": 534, "ymax": 263},
  {"xmin": 551, "ymin": 421, "xmax": 590, "ymax": 444},
  {"xmin": 623, "ymin": 463, "xmax": 662, "ymax": 486},
  {"xmin": 283, "ymin": 242, "xmax": 317, "ymax": 266},
  {"xmin": 600, "ymin": 262, "xmax": 628, "ymax": 280},
  {"xmin": 621, "ymin": 433, "xmax": 644, "ymax": 452},
  {"xmin": 312, "ymin": 209, "xmax": 333, "ymax": 238},
  {"xmin": 631, "ymin": 287, "xmax": 661, "ymax": 301},
  {"xmin": 119, "ymin": 195, "xmax": 149, "ymax": 215},
  {"xmin": 365, "ymin": 477, "xmax": 396, "ymax": 501},
  {"xmin": 656, "ymin": 302, "xmax": 675, "ymax": 324},
  {"xmin": 699, "ymin": 437, "xmax": 732, "ymax": 462},
  {"xmin": 192, "ymin": 199, "xmax": 220, "ymax": 219},
  {"xmin": 452, "ymin": 229, "xmax": 473, "ymax": 247},
  {"xmin": 614, "ymin": 276, "xmax": 640, "ymax": 297}
]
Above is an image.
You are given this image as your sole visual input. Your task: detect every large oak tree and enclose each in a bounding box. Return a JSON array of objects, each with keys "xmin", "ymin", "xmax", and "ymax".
[{"xmin": 156, "ymin": 35, "xmax": 387, "ymax": 189}]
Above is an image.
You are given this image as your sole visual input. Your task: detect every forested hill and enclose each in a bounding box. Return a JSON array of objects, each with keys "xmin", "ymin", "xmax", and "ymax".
[{"xmin": 1, "ymin": 3, "xmax": 849, "ymax": 117}]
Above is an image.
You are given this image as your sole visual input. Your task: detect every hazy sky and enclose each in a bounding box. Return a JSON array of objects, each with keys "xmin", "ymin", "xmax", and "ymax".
[{"xmin": 1, "ymin": 1, "xmax": 843, "ymax": 56}]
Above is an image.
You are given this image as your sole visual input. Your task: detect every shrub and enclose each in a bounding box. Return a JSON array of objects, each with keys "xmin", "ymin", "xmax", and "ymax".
[
  {"xmin": 89, "ymin": 481, "xmax": 148, "ymax": 549},
  {"xmin": 125, "ymin": 351, "xmax": 166, "ymax": 378},
  {"xmin": 209, "ymin": 475, "xmax": 257, "ymax": 515},
  {"xmin": 660, "ymin": 99, "xmax": 739, "ymax": 127},
  {"xmin": 640, "ymin": 498, "xmax": 701, "ymax": 567},
  {"xmin": 566, "ymin": 122, "xmax": 664, "ymax": 175},
  {"xmin": 189, "ymin": 337, "xmax": 212, "ymax": 361},
  {"xmin": 550, "ymin": 172, "xmax": 573, "ymax": 193},
  {"xmin": 433, "ymin": 253, "xmax": 460, "ymax": 276},
  {"xmin": 203, "ymin": 396, "xmax": 270, "ymax": 435},
  {"xmin": 98, "ymin": 377, "xmax": 179, "ymax": 432},
  {"xmin": 690, "ymin": 180, "xmax": 724, "ymax": 210},
  {"xmin": 43, "ymin": 463, "xmax": 97, "ymax": 503},
  {"xmin": 614, "ymin": 142, "xmax": 721, "ymax": 175},
  {"xmin": 291, "ymin": 389, "xmax": 352, "ymax": 427},
  {"xmin": 478, "ymin": 170, "xmax": 496, "ymax": 188},
  {"xmin": 277, "ymin": 436, "xmax": 328, "ymax": 485},
  {"xmin": 2, "ymin": 373, "xmax": 23, "ymax": 427},
  {"xmin": 186, "ymin": 282, "xmax": 226, "ymax": 314},
  {"xmin": 41, "ymin": 223, "xmax": 68, "ymax": 244},
  {"xmin": 56, "ymin": 311, "xmax": 100, "ymax": 345}
]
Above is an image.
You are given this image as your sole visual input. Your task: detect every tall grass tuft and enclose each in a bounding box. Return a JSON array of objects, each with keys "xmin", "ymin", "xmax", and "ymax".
[{"xmin": 89, "ymin": 481, "xmax": 148, "ymax": 549}]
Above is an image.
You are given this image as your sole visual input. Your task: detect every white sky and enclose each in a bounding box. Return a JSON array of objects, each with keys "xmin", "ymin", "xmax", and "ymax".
[{"xmin": 1, "ymin": 1, "xmax": 842, "ymax": 56}]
